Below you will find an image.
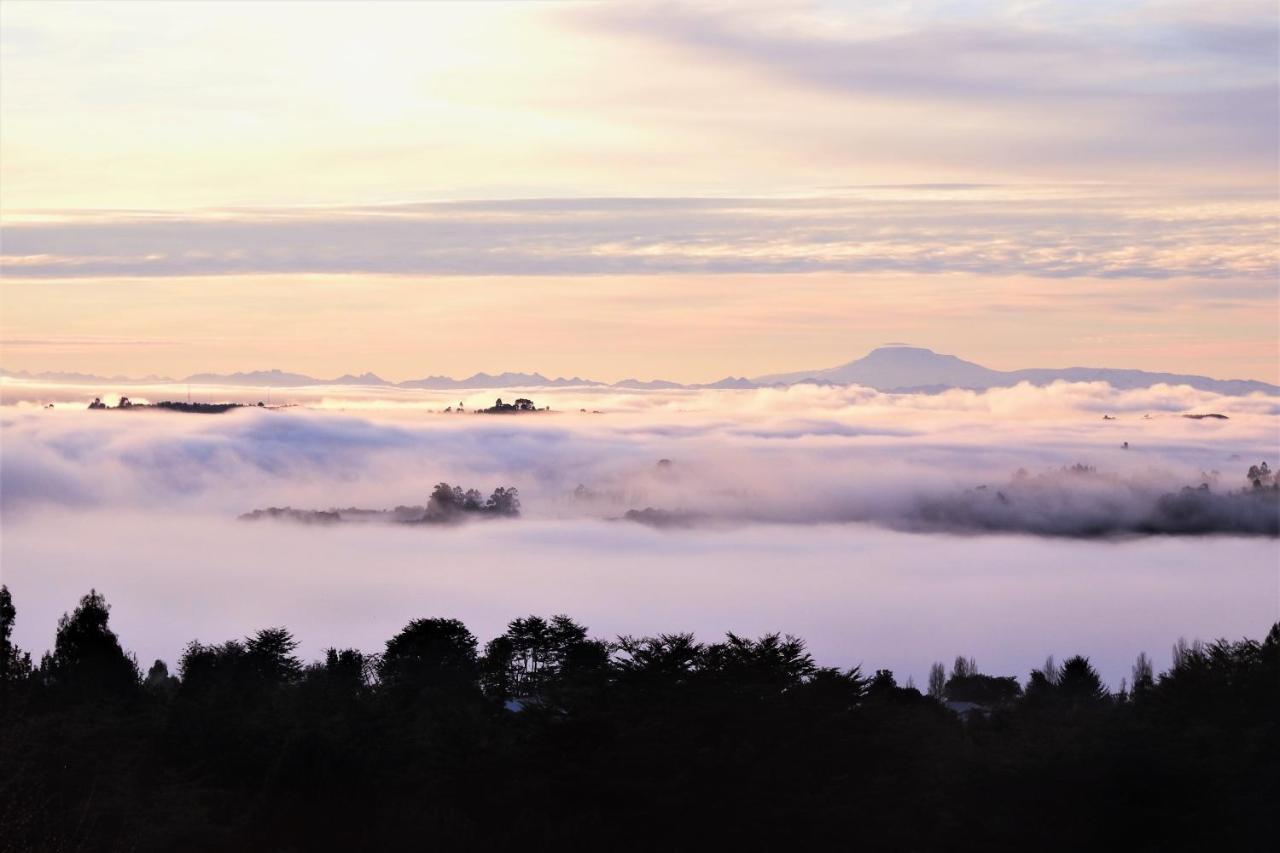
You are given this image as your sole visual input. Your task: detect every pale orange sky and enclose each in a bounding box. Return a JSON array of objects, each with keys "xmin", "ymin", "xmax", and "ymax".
[
  {"xmin": 3, "ymin": 272, "xmax": 1276, "ymax": 383},
  {"xmin": 1, "ymin": 1, "xmax": 1277, "ymax": 382}
]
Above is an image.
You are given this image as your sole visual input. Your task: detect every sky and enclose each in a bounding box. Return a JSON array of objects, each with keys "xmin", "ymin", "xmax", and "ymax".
[{"xmin": 1, "ymin": 0, "xmax": 1277, "ymax": 382}]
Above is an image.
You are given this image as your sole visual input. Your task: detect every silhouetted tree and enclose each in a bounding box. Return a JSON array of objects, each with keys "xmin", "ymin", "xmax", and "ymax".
[
  {"xmin": 0, "ymin": 585, "xmax": 33, "ymax": 689},
  {"xmin": 950, "ymin": 655, "xmax": 978, "ymax": 680},
  {"xmin": 485, "ymin": 486, "xmax": 520, "ymax": 516},
  {"xmin": 425, "ymin": 483, "xmax": 517, "ymax": 520},
  {"xmin": 793, "ymin": 665, "xmax": 867, "ymax": 710},
  {"xmin": 1023, "ymin": 669, "xmax": 1053, "ymax": 705},
  {"xmin": 613, "ymin": 632, "xmax": 704, "ymax": 687},
  {"xmin": 176, "ymin": 628, "xmax": 302, "ymax": 698},
  {"xmin": 502, "ymin": 615, "xmax": 551, "ymax": 693},
  {"xmin": 866, "ymin": 668, "xmax": 898, "ymax": 696},
  {"xmin": 1130, "ymin": 651, "xmax": 1154, "ymax": 699},
  {"xmin": 144, "ymin": 659, "xmax": 179, "ymax": 698},
  {"xmin": 379, "ymin": 618, "xmax": 478, "ymax": 700},
  {"xmin": 1022, "ymin": 658, "xmax": 1061, "ymax": 708},
  {"xmin": 1055, "ymin": 655, "xmax": 1110, "ymax": 705},
  {"xmin": 245, "ymin": 627, "xmax": 303, "ymax": 685},
  {"xmin": 301, "ymin": 647, "xmax": 377, "ymax": 704},
  {"xmin": 927, "ymin": 661, "xmax": 946, "ymax": 699},
  {"xmin": 1154, "ymin": 631, "xmax": 1276, "ymax": 727},
  {"xmin": 480, "ymin": 634, "xmax": 517, "ymax": 698},
  {"xmin": 701, "ymin": 632, "xmax": 815, "ymax": 694},
  {"xmin": 319, "ymin": 647, "xmax": 376, "ymax": 687},
  {"xmin": 1041, "ymin": 654, "xmax": 1058, "ymax": 685},
  {"xmin": 39, "ymin": 589, "xmax": 139, "ymax": 698},
  {"xmin": 427, "ymin": 482, "xmax": 464, "ymax": 519},
  {"xmin": 1171, "ymin": 636, "xmax": 1203, "ymax": 670},
  {"xmin": 178, "ymin": 639, "xmax": 248, "ymax": 694},
  {"xmin": 1246, "ymin": 461, "xmax": 1274, "ymax": 489},
  {"xmin": 944, "ymin": 670, "xmax": 1021, "ymax": 706},
  {"xmin": 483, "ymin": 614, "xmax": 607, "ymax": 696},
  {"xmin": 547, "ymin": 614, "xmax": 609, "ymax": 685}
]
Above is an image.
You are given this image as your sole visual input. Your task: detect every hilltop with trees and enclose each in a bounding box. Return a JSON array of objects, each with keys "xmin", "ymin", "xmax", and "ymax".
[
  {"xmin": 86, "ymin": 396, "xmax": 254, "ymax": 414},
  {"xmin": 480, "ymin": 397, "xmax": 546, "ymax": 413}
]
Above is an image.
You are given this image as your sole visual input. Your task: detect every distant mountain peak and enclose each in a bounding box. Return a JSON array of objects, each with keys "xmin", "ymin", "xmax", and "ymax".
[
  {"xmin": 753, "ymin": 346, "xmax": 1278, "ymax": 395},
  {"xmin": 862, "ymin": 345, "xmax": 947, "ymax": 360}
]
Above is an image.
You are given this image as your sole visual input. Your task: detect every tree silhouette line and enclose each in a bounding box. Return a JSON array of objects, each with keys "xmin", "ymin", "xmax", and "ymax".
[{"xmin": 1, "ymin": 585, "xmax": 1276, "ymax": 851}]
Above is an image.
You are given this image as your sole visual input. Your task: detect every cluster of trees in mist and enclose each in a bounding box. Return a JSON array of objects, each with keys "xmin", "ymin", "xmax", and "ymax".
[
  {"xmin": 611, "ymin": 461, "xmax": 1280, "ymax": 536},
  {"xmin": 231, "ymin": 462, "xmax": 1280, "ymax": 538},
  {"xmin": 424, "ymin": 481, "xmax": 520, "ymax": 519},
  {"xmin": 2, "ymin": 585, "xmax": 1276, "ymax": 851},
  {"xmin": 583, "ymin": 457, "xmax": 1280, "ymax": 536},
  {"xmin": 898, "ymin": 462, "xmax": 1280, "ymax": 537},
  {"xmin": 239, "ymin": 482, "xmax": 520, "ymax": 525}
]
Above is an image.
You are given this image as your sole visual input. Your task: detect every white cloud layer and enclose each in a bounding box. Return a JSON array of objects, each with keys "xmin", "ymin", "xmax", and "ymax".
[
  {"xmin": 3, "ymin": 383, "xmax": 1275, "ymax": 689},
  {"xmin": 3, "ymin": 382, "xmax": 1276, "ymax": 534}
]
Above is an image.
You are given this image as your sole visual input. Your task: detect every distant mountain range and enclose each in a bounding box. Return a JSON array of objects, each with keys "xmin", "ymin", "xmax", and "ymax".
[{"xmin": 3, "ymin": 346, "xmax": 1276, "ymax": 395}]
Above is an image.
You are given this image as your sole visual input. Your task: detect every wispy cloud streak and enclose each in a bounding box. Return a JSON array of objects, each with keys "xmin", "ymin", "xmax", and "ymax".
[{"xmin": 3, "ymin": 190, "xmax": 1275, "ymax": 279}]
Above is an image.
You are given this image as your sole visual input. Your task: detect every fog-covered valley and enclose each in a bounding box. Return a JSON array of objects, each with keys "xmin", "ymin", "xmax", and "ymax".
[{"xmin": 3, "ymin": 379, "xmax": 1276, "ymax": 686}]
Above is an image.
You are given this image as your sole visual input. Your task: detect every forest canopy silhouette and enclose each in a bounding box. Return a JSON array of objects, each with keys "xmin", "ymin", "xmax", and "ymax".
[{"xmin": 1, "ymin": 584, "xmax": 1275, "ymax": 851}]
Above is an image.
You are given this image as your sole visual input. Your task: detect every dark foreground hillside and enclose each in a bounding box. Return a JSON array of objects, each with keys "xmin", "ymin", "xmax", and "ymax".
[{"xmin": 1, "ymin": 586, "xmax": 1276, "ymax": 852}]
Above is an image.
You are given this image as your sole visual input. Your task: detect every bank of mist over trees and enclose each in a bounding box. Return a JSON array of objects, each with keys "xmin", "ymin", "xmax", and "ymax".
[
  {"xmin": 232, "ymin": 462, "xmax": 1279, "ymax": 537},
  {"xmin": 614, "ymin": 461, "xmax": 1280, "ymax": 537},
  {"xmin": 0, "ymin": 585, "xmax": 1275, "ymax": 851}
]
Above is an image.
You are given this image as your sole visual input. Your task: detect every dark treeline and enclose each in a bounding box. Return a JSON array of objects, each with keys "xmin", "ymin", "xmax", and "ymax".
[{"xmin": 1, "ymin": 586, "xmax": 1276, "ymax": 852}]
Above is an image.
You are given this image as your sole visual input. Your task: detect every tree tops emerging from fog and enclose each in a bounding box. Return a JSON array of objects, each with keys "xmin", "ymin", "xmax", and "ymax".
[
  {"xmin": 85, "ymin": 397, "xmax": 246, "ymax": 413},
  {"xmin": 230, "ymin": 459, "xmax": 1280, "ymax": 536},
  {"xmin": 426, "ymin": 482, "xmax": 520, "ymax": 519},
  {"xmin": 480, "ymin": 397, "xmax": 544, "ymax": 413},
  {"xmin": 238, "ymin": 482, "xmax": 520, "ymax": 525}
]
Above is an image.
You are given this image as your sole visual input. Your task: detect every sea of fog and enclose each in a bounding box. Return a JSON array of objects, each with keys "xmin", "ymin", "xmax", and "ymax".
[{"xmin": 2, "ymin": 378, "xmax": 1277, "ymax": 688}]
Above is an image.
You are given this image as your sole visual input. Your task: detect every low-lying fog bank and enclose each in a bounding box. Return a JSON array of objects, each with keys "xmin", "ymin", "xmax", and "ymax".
[
  {"xmin": 3, "ymin": 381, "xmax": 1277, "ymax": 536},
  {"xmin": 3, "ymin": 381, "xmax": 1275, "ymax": 688}
]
